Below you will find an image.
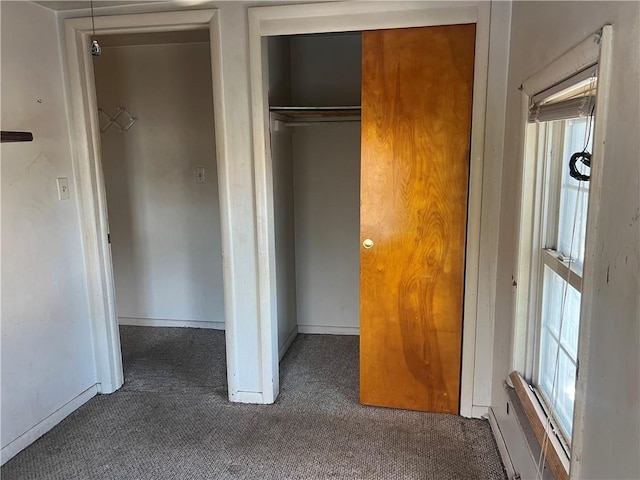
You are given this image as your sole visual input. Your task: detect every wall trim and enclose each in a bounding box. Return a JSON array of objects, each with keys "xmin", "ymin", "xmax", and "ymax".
[
  {"xmin": 279, "ymin": 326, "xmax": 298, "ymax": 360},
  {"xmin": 471, "ymin": 405, "xmax": 490, "ymax": 418},
  {"xmin": 229, "ymin": 391, "xmax": 265, "ymax": 404},
  {"xmin": 488, "ymin": 407, "xmax": 518, "ymax": 480},
  {"xmin": 249, "ymin": 0, "xmax": 501, "ymax": 416},
  {"xmin": 569, "ymin": 25, "xmax": 614, "ymax": 479},
  {"xmin": 469, "ymin": 0, "xmax": 512, "ymax": 413},
  {"xmin": 119, "ymin": 317, "xmax": 225, "ymax": 330},
  {"xmin": 297, "ymin": 325, "xmax": 360, "ymax": 336},
  {"xmin": 0, "ymin": 385, "xmax": 97, "ymax": 466}
]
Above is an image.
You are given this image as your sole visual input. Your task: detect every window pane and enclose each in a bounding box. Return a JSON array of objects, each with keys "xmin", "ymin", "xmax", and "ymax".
[
  {"xmin": 541, "ymin": 266, "xmax": 563, "ymax": 339},
  {"xmin": 556, "ymin": 351, "xmax": 577, "ymax": 438},
  {"xmin": 556, "ymin": 118, "xmax": 592, "ymax": 268},
  {"xmin": 539, "ymin": 266, "xmax": 581, "ymax": 440},
  {"xmin": 539, "ymin": 326, "xmax": 558, "ymax": 395},
  {"xmin": 560, "ymin": 279, "xmax": 581, "ymax": 361},
  {"xmin": 539, "ymin": 331, "xmax": 578, "ymax": 440},
  {"xmin": 541, "ymin": 266, "xmax": 581, "ymax": 360}
]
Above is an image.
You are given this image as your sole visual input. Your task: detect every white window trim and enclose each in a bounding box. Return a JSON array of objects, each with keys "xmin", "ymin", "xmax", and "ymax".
[
  {"xmin": 542, "ymin": 249, "xmax": 583, "ymax": 293},
  {"xmin": 511, "ymin": 25, "xmax": 613, "ymax": 478}
]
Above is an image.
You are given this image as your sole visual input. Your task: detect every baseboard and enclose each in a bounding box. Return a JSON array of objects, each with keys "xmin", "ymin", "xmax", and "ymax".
[
  {"xmin": 119, "ymin": 317, "xmax": 225, "ymax": 330},
  {"xmin": 491, "ymin": 385, "xmax": 546, "ymax": 480},
  {"xmin": 488, "ymin": 407, "xmax": 518, "ymax": 480},
  {"xmin": 1, "ymin": 384, "xmax": 98, "ymax": 466},
  {"xmin": 229, "ymin": 390, "xmax": 265, "ymax": 404},
  {"xmin": 471, "ymin": 404, "xmax": 489, "ymax": 418},
  {"xmin": 297, "ymin": 325, "xmax": 359, "ymax": 335},
  {"xmin": 279, "ymin": 326, "xmax": 298, "ymax": 361}
]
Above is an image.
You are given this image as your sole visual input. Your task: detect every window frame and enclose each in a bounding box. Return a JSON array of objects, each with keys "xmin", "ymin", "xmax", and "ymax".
[{"xmin": 510, "ymin": 25, "xmax": 613, "ymax": 479}]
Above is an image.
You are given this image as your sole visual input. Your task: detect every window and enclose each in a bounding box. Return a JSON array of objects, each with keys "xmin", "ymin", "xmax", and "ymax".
[
  {"xmin": 517, "ymin": 65, "xmax": 598, "ymax": 451},
  {"xmin": 510, "ymin": 28, "xmax": 612, "ymax": 480},
  {"xmin": 536, "ymin": 116, "xmax": 593, "ymax": 444}
]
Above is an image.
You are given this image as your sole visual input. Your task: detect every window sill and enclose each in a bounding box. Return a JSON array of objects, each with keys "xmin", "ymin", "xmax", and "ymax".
[{"xmin": 509, "ymin": 371, "xmax": 570, "ymax": 480}]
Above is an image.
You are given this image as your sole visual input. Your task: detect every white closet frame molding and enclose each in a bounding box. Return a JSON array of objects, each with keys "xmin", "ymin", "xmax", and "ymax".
[
  {"xmin": 249, "ymin": 1, "xmax": 505, "ymax": 416},
  {"xmin": 63, "ymin": 10, "xmax": 234, "ymax": 395}
]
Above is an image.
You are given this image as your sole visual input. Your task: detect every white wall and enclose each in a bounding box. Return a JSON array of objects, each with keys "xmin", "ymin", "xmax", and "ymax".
[
  {"xmin": 268, "ymin": 36, "xmax": 298, "ymax": 355},
  {"xmin": 272, "ymin": 129, "xmax": 298, "ymax": 352},
  {"xmin": 292, "ymin": 124, "xmax": 361, "ymax": 333},
  {"xmin": 93, "ymin": 42, "xmax": 225, "ymax": 329},
  {"xmin": 268, "ymin": 36, "xmax": 292, "ymax": 107},
  {"xmin": 0, "ymin": 1, "xmax": 97, "ymax": 463},
  {"xmin": 491, "ymin": 2, "xmax": 640, "ymax": 479}
]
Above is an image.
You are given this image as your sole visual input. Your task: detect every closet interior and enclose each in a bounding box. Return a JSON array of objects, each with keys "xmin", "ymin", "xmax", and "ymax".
[{"xmin": 268, "ymin": 32, "xmax": 363, "ymax": 361}]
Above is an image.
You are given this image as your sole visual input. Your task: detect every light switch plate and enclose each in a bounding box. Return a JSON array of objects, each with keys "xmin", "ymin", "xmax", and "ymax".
[
  {"xmin": 196, "ymin": 167, "xmax": 205, "ymax": 183},
  {"xmin": 57, "ymin": 177, "xmax": 70, "ymax": 200}
]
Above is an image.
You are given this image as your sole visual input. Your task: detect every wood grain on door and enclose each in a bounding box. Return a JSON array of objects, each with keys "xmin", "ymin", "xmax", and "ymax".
[{"xmin": 360, "ymin": 24, "xmax": 476, "ymax": 413}]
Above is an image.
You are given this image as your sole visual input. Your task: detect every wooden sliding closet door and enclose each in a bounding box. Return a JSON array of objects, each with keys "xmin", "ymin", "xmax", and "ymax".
[{"xmin": 359, "ymin": 24, "xmax": 476, "ymax": 413}]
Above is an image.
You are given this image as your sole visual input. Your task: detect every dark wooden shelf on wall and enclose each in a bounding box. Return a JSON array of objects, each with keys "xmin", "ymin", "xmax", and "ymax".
[{"xmin": 1, "ymin": 131, "xmax": 34, "ymax": 143}]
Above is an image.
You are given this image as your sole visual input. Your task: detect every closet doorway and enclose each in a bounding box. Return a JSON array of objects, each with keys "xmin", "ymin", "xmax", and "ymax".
[
  {"xmin": 251, "ymin": 3, "xmax": 491, "ymax": 415},
  {"xmin": 268, "ymin": 31, "xmax": 362, "ymax": 353},
  {"xmin": 92, "ymin": 30, "xmax": 227, "ymax": 394},
  {"xmin": 265, "ymin": 24, "xmax": 475, "ymax": 413}
]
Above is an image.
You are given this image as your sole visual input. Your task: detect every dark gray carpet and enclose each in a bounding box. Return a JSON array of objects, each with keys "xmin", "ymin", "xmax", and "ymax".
[
  {"xmin": 119, "ymin": 326, "xmax": 227, "ymax": 396},
  {"xmin": 2, "ymin": 327, "xmax": 506, "ymax": 479}
]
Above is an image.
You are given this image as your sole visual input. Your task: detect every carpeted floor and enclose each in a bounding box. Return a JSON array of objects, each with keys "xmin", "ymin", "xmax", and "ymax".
[{"xmin": 2, "ymin": 327, "xmax": 506, "ymax": 479}]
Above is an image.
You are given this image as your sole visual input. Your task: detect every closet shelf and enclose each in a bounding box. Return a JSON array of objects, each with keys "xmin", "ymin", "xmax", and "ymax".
[{"xmin": 269, "ymin": 106, "xmax": 361, "ymax": 125}]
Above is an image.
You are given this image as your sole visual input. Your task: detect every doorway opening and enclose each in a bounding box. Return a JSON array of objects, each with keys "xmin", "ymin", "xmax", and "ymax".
[{"xmin": 92, "ymin": 29, "xmax": 227, "ymax": 396}]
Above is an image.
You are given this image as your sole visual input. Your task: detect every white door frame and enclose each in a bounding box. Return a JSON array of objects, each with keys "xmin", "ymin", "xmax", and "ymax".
[
  {"xmin": 63, "ymin": 10, "xmax": 233, "ymax": 395},
  {"xmin": 248, "ymin": 1, "xmax": 501, "ymax": 416}
]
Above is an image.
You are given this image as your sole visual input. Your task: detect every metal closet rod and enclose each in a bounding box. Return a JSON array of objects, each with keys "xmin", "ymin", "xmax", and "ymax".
[
  {"xmin": 281, "ymin": 119, "xmax": 361, "ymax": 127},
  {"xmin": 269, "ymin": 106, "xmax": 361, "ymax": 111}
]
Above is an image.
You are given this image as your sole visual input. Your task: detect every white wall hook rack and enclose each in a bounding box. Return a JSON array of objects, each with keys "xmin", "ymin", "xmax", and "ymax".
[{"xmin": 98, "ymin": 107, "xmax": 137, "ymax": 133}]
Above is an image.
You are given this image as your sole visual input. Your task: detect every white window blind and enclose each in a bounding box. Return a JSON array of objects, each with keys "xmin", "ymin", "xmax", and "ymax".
[{"xmin": 528, "ymin": 64, "xmax": 598, "ymax": 123}]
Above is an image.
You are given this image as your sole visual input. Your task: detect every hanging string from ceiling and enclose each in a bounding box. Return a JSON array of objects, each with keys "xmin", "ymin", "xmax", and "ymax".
[{"xmin": 90, "ymin": 0, "xmax": 101, "ymax": 56}]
